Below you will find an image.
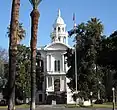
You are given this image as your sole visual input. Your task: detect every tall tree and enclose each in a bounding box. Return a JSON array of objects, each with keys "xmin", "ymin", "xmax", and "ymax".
[
  {"xmin": 97, "ymin": 31, "xmax": 117, "ymax": 101},
  {"xmin": 15, "ymin": 45, "xmax": 31, "ymax": 101},
  {"xmin": 3, "ymin": 45, "xmax": 44, "ymax": 103},
  {"xmin": 66, "ymin": 18, "xmax": 104, "ymax": 100},
  {"xmin": 3, "ymin": 45, "xmax": 31, "ymax": 102},
  {"xmin": 0, "ymin": 47, "xmax": 8, "ymax": 91},
  {"xmin": 29, "ymin": 0, "xmax": 42, "ymax": 110},
  {"xmin": 8, "ymin": 0, "xmax": 20, "ymax": 110}
]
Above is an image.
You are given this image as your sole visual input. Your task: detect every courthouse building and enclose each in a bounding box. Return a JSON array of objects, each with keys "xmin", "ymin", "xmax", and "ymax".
[{"xmin": 36, "ymin": 9, "xmax": 75, "ymax": 104}]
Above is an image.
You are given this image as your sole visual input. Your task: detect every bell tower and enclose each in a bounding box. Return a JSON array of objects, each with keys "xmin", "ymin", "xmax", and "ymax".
[{"xmin": 50, "ymin": 9, "xmax": 68, "ymax": 44}]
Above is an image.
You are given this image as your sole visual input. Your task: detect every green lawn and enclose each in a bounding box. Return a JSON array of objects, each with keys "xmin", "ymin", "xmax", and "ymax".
[
  {"xmin": 93, "ymin": 103, "xmax": 117, "ymax": 108},
  {"xmin": 65, "ymin": 103, "xmax": 117, "ymax": 108},
  {"xmin": 0, "ymin": 104, "xmax": 29, "ymax": 109},
  {"xmin": 0, "ymin": 103, "xmax": 116, "ymax": 109}
]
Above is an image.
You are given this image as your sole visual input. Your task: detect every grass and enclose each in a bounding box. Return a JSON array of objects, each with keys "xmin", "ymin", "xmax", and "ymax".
[
  {"xmin": 93, "ymin": 103, "xmax": 117, "ymax": 108},
  {"xmin": 0, "ymin": 104, "xmax": 29, "ymax": 109},
  {"xmin": 0, "ymin": 103, "xmax": 116, "ymax": 109},
  {"xmin": 65, "ymin": 103, "xmax": 117, "ymax": 108},
  {"xmin": 65, "ymin": 104, "xmax": 80, "ymax": 108}
]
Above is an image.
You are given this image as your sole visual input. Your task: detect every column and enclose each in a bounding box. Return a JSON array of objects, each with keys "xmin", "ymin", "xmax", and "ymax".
[
  {"xmin": 60, "ymin": 76, "xmax": 62, "ymax": 91},
  {"xmin": 52, "ymin": 76, "xmax": 54, "ymax": 91},
  {"xmin": 47, "ymin": 55, "xmax": 49, "ymax": 71},
  {"xmin": 62, "ymin": 55, "xmax": 64, "ymax": 72},
  {"xmin": 46, "ymin": 76, "xmax": 48, "ymax": 90},
  {"xmin": 64, "ymin": 61, "xmax": 66, "ymax": 73},
  {"xmin": 50, "ymin": 55, "xmax": 52, "ymax": 71},
  {"xmin": 64, "ymin": 76, "xmax": 66, "ymax": 92}
]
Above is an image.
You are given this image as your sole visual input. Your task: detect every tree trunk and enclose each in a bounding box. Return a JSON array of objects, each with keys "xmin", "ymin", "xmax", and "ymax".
[
  {"xmin": 8, "ymin": 0, "xmax": 20, "ymax": 110},
  {"xmin": 30, "ymin": 9, "xmax": 40, "ymax": 110}
]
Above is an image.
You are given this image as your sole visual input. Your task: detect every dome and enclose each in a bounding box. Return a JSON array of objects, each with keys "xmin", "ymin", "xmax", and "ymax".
[
  {"xmin": 55, "ymin": 16, "xmax": 64, "ymax": 25},
  {"xmin": 53, "ymin": 9, "xmax": 65, "ymax": 26}
]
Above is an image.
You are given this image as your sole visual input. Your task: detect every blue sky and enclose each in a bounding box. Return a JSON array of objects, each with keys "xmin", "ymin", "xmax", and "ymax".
[{"xmin": 0, "ymin": 0, "xmax": 117, "ymax": 49}]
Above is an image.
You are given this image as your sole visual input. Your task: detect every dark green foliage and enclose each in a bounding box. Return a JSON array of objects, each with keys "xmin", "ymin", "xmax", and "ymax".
[
  {"xmin": 97, "ymin": 31, "xmax": 117, "ymax": 68},
  {"xmin": 97, "ymin": 31, "xmax": 117, "ymax": 101},
  {"xmin": 16, "ymin": 44, "xmax": 31, "ymax": 98},
  {"xmin": 3, "ymin": 44, "xmax": 44, "ymax": 101},
  {"xmin": 3, "ymin": 45, "xmax": 31, "ymax": 100},
  {"xmin": 7, "ymin": 23, "xmax": 26, "ymax": 43},
  {"xmin": 66, "ymin": 18, "xmax": 105, "ymax": 100},
  {"xmin": 67, "ymin": 18, "xmax": 117, "ymax": 101}
]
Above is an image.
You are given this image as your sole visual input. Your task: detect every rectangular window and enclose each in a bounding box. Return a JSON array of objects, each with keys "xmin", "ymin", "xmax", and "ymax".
[
  {"xmin": 54, "ymin": 60, "xmax": 57, "ymax": 71},
  {"xmin": 38, "ymin": 82, "xmax": 43, "ymax": 90},
  {"xmin": 54, "ymin": 60, "xmax": 60, "ymax": 72},
  {"xmin": 39, "ymin": 94, "xmax": 42, "ymax": 102},
  {"xmin": 48, "ymin": 76, "xmax": 52, "ymax": 87},
  {"xmin": 58, "ymin": 60, "xmax": 60, "ymax": 71}
]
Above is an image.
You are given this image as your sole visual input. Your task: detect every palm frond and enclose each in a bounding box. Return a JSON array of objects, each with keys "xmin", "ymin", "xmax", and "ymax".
[{"xmin": 29, "ymin": 0, "xmax": 42, "ymax": 9}]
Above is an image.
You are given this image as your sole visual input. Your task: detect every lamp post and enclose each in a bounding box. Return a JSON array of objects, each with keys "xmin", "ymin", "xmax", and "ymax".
[
  {"xmin": 112, "ymin": 87, "xmax": 115, "ymax": 110},
  {"xmin": 98, "ymin": 81, "xmax": 101, "ymax": 100},
  {"xmin": 68, "ymin": 14, "xmax": 78, "ymax": 106},
  {"xmin": 90, "ymin": 92, "xmax": 93, "ymax": 105},
  {"xmin": 74, "ymin": 24, "xmax": 78, "ymax": 106},
  {"xmin": 23, "ymin": 90, "xmax": 25, "ymax": 103}
]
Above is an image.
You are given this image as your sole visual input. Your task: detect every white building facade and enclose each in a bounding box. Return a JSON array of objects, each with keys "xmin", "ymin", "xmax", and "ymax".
[{"xmin": 36, "ymin": 9, "xmax": 75, "ymax": 104}]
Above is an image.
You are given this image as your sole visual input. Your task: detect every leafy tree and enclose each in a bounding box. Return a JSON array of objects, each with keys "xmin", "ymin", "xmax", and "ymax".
[
  {"xmin": 97, "ymin": 31, "xmax": 117, "ymax": 101},
  {"xmin": 65, "ymin": 18, "xmax": 104, "ymax": 100},
  {"xmin": 16, "ymin": 44, "xmax": 31, "ymax": 99},
  {"xmin": 3, "ymin": 45, "xmax": 31, "ymax": 101}
]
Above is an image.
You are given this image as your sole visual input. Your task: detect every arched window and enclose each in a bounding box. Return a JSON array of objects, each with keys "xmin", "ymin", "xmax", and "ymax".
[
  {"xmin": 58, "ymin": 37, "xmax": 60, "ymax": 41},
  {"xmin": 54, "ymin": 60, "xmax": 57, "ymax": 71},
  {"xmin": 62, "ymin": 27, "xmax": 64, "ymax": 32},
  {"xmin": 58, "ymin": 27, "xmax": 60, "ymax": 32},
  {"xmin": 54, "ymin": 79, "xmax": 60, "ymax": 91}
]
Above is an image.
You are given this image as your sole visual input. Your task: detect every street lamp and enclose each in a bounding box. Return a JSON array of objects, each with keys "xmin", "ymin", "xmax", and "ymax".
[
  {"xmin": 112, "ymin": 87, "xmax": 115, "ymax": 110},
  {"xmin": 73, "ymin": 20, "xmax": 78, "ymax": 106},
  {"xmin": 90, "ymin": 92, "xmax": 93, "ymax": 105},
  {"xmin": 98, "ymin": 81, "xmax": 101, "ymax": 100},
  {"xmin": 68, "ymin": 14, "xmax": 78, "ymax": 106}
]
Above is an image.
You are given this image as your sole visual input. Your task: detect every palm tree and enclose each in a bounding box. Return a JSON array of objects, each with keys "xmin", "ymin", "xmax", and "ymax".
[
  {"xmin": 87, "ymin": 18, "xmax": 103, "ymax": 40},
  {"xmin": 29, "ymin": 0, "xmax": 42, "ymax": 110},
  {"xmin": 7, "ymin": 23, "xmax": 26, "ymax": 44},
  {"xmin": 86, "ymin": 18, "xmax": 103, "ymax": 66},
  {"xmin": 8, "ymin": 0, "xmax": 20, "ymax": 110}
]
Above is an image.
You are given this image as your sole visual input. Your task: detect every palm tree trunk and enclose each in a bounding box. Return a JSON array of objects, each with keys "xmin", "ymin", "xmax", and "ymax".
[
  {"xmin": 30, "ymin": 9, "xmax": 40, "ymax": 110},
  {"xmin": 8, "ymin": 0, "xmax": 20, "ymax": 110}
]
